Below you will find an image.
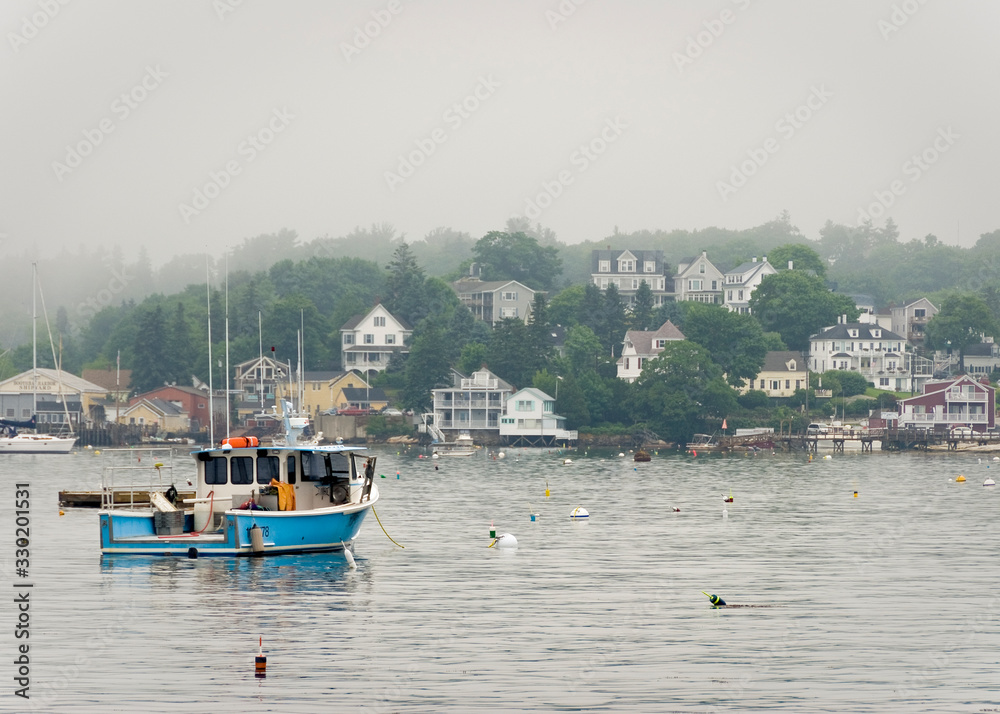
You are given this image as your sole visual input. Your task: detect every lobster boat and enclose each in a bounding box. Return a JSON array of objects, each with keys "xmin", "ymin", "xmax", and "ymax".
[{"xmin": 98, "ymin": 403, "xmax": 379, "ymax": 557}]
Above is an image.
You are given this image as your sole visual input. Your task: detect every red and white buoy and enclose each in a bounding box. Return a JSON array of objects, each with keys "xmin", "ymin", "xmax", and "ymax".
[{"xmin": 255, "ymin": 636, "xmax": 266, "ymax": 677}]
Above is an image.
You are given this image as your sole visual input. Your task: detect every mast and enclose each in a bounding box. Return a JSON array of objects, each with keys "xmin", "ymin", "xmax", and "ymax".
[
  {"xmin": 207, "ymin": 261, "xmax": 214, "ymax": 445},
  {"xmin": 258, "ymin": 311, "xmax": 264, "ymax": 414},
  {"xmin": 225, "ymin": 252, "xmax": 230, "ymax": 437},
  {"xmin": 31, "ymin": 262, "xmax": 36, "ymax": 419}
]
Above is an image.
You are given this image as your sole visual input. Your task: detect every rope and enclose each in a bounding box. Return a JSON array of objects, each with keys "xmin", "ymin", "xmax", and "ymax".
[{"xmin": 371, "ymin": 505, "xmax": 404, "ymax": 548}]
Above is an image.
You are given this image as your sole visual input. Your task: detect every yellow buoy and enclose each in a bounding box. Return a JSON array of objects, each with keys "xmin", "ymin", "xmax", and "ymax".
[
  {"xmin": 545, "ymin": 481, "xmax": 550, "ymax": 498},
  {"xmin": 956, "ymin": 475, "xmax": 966, "ymax": 482}
]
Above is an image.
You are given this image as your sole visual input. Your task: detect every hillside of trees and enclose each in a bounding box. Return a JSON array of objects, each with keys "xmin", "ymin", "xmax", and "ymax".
[{"xmin": 3, "ymin": 212, "xmax": 999, "ymax": 444}]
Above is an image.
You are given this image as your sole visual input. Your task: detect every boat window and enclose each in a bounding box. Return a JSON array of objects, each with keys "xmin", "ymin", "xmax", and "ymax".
[
  {"xmin": 301, "ymin": 452, "xmax": 327, "ymax": 482},
  {"xmin": 231, "ymin": 457, "xmax": 253, "ymax": 485},
  {"xmin": 204, "ymin": 457, "xmax": 228, "ymax": 485},
  {"xmin": 286, "ymin": 455, "xmax": 296, "ymax": 485},
  {"xmin": 257, "ymin": 456, "xmax": 280, "ymax": 485},
  {"xmin": 328, "ymin": 452, "xmax": 350, "ymax": 478}
]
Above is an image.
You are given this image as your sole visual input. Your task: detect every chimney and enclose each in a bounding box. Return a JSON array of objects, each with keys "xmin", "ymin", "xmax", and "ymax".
[
  {"xmin": 788, "ymin": 260, "xmax": 794, "ymax": 270},
  {"xmin": 762, "ymin": 255, "xmax": 767, "ymax": 263},
  {"xmin": 752, "ymin": 257, "xmax": 757, "ymax": 263}
]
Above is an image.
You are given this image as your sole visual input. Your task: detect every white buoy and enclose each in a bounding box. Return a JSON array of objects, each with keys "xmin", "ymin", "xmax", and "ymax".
[
  {"xmin": 823, "ymin": 454, "xmax": 832, "ymax": 460},
  {"xmin": 563, "ymin": 459, "xmax": 573, "ymax": 465},
  {"xmin": 490, "ymin": 533, "xmax": 517, "ymax": 549},
  {"xmin": 985, "ymin": 478, "xmax": 996, "ymax": 487},
  {"xmin": 993, "ymin": 456, "xmax": 999, "ymax": 462},
  {"xmin": 570, "ymin": 506, "xmax": 589, "ymax": 519},
  {"xmin": 342, "ymin": 542, "xmax": 357, "ymax": 569},
  {"xmin": 431, "ymin": 452, "xmax": 440, "ymax": 459},
  {"xmin": 497, "ymin": 451, "xmax": 505, "ymax": 459},
  {"xmin": 618, "ymin": 452, "xmax": 625, "ymax": 457}
]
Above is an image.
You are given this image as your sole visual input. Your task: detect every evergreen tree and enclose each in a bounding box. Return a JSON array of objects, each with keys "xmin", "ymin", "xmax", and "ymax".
[
  {"xmin": 629, "ymin": 280, "xmax": 655, "ymax": 331},
  {"xmin": 600, "ymin": 283, "xmax": 627, "ymax": 357},
  {"xmin": 130, "ymin": 304, "xmax": 169, "ymax": 394},
  {"xmin": 385, "ymin": 242, "xmax": 428, "ymax": 326},
  {"xmin": 403, "ymin": 322, "xmax": 452, "ymax": 411},
  {"xmin": 167, "ymin": 303, "xmax": 194, "ymax": 385}
]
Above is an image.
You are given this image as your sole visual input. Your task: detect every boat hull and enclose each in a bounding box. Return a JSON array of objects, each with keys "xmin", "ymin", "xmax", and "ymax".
[
  {"xmin": 99, "ymin": 496, "xmax": 376, "ymax": 557},
  {"xmin": 0, "ymin": 435, "xmax": 77, "ymax": 454}
]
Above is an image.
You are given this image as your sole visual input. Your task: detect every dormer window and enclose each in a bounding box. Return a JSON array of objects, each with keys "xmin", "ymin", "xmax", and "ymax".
[
  {"xmin": 848, "ymin": 329, "xmax": 859, "ymax": 338},
  {"xmin": 619, "ymin": 259, "xmax": 635, "ymax": 272},
  {"xmin": 644, "ymin": 261, "xmax": 656, "ymax": 273},
  {"xmin": 786, "ymin": 360, "xmax": 796, "ymax": 371},
  {"xmin": 598, "ymin": 260, "xmax": 610, "ymax": 273},
  {"xmin": 871, "ymin": 329, "xmax": 881, "ymax": 338}
]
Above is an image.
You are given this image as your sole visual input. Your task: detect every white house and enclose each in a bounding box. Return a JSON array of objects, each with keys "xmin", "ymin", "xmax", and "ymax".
[
  {"xmin": 890, "ymin": 297, "xmax": 938, "ymax": 351},
  {"xmin": 672, "ymin": 251, "xmax": 724, "ymax": 304},
  {"xmin": 432, "ymin": 368, "xmax": 513, "ymax": 435},
  {"xmin": 741, "ymin": 351, "xmax": 808, "ymax": 398},
  {"xmin": 723, "ymin": 257, "xmax": 777, "ymax": 313},
  {"xmin": 809, "ymin": 317, "xmax": 924, "ymax": 391},
  {"xmin": 340, "ymin": 304, "xmax": 413, "ymax": 374},
  {"xmin": 591, "ymin": 249, "xmax": 671, "ymax": 307},
  {"xmin": 617, "ymin": 320, "xmax": 686, "ymax": 382},
  {"xmin": 498, "ymin": 387, "xmax": 578, "ymax": 447}
]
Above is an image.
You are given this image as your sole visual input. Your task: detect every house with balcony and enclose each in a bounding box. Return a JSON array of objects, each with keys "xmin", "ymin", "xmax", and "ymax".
[
  {"xmin": 617, "ymin": 320, "xmax": 686, "ymax": 382},
  {"xmin": 723, "ymin": 257, "xmax": 777, "ymax": 314},
  {"xmin": 896, "ymin": 375, "xmax": 995, "ymax": 432},
  {"xmin": 432, "ymin": 368, "xmax": 513, "ymax": 436},
  {"xmin": 340, "ymin": 304, "xmax": 412, "ymax": 374},
  {"xmin": 498, "ymin": 387, "xmax": 578, "ymax": 447},
  {"xmin": 672, "ymin": 251, "xmax": 724, "ymax": 304},
  {"xmin": 234, "ymin": 355, "xmax": 288, "ymax": 423},
  {"xmin": 891, "ymin": 298, "xmax": 938, "ymax": 352},
  {"xmin": 962, "ymin": 339, "xmax": 1000, "ymax": 378},
  {"xmin": 809, "ymin": 318, "xmax": 922, "ymax": 391},
  {"xmin": 451, "ymin": 277, "xmax": 538, "ymax": 326},
  {"xmin": 740, "ymin": 351, "xmax": 808, "ymax": 398},
  {"xmin": 591, "ymin": 249, "xmax": 671, "ymax": 307}
]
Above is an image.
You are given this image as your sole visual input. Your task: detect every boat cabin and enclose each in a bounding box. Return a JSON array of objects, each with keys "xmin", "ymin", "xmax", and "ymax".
[{"xmin": 193, "ymin": 445, "xmax": 374, "ymax": 525}]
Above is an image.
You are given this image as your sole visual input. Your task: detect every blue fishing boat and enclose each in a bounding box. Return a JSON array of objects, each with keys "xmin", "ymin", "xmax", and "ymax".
[{"xmin": 98, "ymin": 403, "xmax": 379, "ymax": 557}]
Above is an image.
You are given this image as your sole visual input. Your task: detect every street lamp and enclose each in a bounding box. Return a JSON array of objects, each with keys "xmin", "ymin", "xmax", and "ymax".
[{"xmin": 946, "ymin": 340, "xmax": 952, "ymax": 378}]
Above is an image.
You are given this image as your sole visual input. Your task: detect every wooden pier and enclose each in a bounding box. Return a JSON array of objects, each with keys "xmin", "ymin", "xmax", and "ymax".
[{"xmin": 718, "ymin": 428, "xmax": 1000, "ymax": 453}]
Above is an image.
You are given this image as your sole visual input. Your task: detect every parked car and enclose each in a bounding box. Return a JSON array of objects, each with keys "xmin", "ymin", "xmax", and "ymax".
[
  {"xmin": 338, "ymin": 408, "xmax": 368, "ymax": 416},
  {"xmin": 806, "ymin": 423, "xmax": 829, "ymax": 435},
  {"xmin": 321, "ymin": 408, "xmax": 339, "ymax": 416},
  {"xmin": 381, "ymin": 407, "xmax": 403, "ymax": 416},
  {"xmin": 950, "ymin": 425, "xmax": 974, "ymax": 437}
]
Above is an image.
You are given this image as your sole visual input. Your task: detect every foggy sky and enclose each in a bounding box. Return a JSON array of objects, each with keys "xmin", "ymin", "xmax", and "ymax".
[{"xmin": 3, "ymin": 0, "xmax": 998, "ymax": 263}]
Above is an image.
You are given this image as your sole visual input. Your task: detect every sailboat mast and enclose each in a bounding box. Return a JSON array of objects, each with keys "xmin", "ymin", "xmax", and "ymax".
[
  {"xmin": 207, "ymin": 261, "xmax": 214, "ymax": 445},
  {"xmin": 31, "ymin": 262, "xmax": 36, "ymax": 418},
  {"xmin": 258, "ymin": 311, "xmax": 263, "ymax": 413},
  {"xmin": 225, "ymin": 253, "xmax": 230, "ymax": 437}
]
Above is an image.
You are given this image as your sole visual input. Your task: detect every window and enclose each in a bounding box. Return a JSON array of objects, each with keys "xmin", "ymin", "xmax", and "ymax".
[
  {"xmin": 301, "ymin": 452, "xmax": 327, "ymax": 482},
  {"xmin": 688, "ymin": 279, "xmax": 702, "ymax": 291},
  {"xmin": 879, "ymin": 377, "xmax": 890, "ymax": 387},
  {"xmin": 205, "ymin": 457, "xmax": 228, "ymax": 485},
  {"xmin": 516, "ymin": 400, "xmax": 533, "ymax": 411},
  {"xmin": 785, "ymin": 380, "xmax": 790, "ymax": 389},
  {"xmin": 257, "ymin": 455, "xmax": 280, "ymax": 485},
  {"xmin": 231, "ymin": 457, "xmax": 254, "ymax": 485},
  {"xmin": 727, "ymin": 291, "xmax": 733, "ymax": 301},
  {"xmin": 619, "ymin": 259, "xmax": 635, "ymax": 272},
  {"xmin": 599, "ymin": 278, "xmax": 608, "ymax": 289},
  {"xmin": 914, "ymin": 308, "xmax": 926, "ymax": 317},
  {"xmin": 286, "ymin": 455, "xmax": 296, "ymax": 484},
  {"xmin": 374, "ymin": 316, "xmax": 387, "ymax": 327},
  {"xmin": 364, "ymin": 334, "xmax": 374, "ymax": 344},
  {"xmin": 759, "ymin": 379, "xmax": 765, "ymax": 389},
  {"xmin": 644, "ymin": 261, "xmax": 656, "ymax": 273},
  {"xmin": 343, "ymin": 334, "xmax": 354, "ymax": 345},
  {"xmin": 632, "ymin": 279, "xmax": 639, "ymax": 289},
  {"xmin": 385, "ymin": 334, "xmax": 396, "ymax": 345},
  {"xmin": 625, "ymin": 358, "xmax": 630, "ymax": 370},
  {"xmin": 5, "ymin": 409, "xmax": 12, "ymax": 417},
  {"xmin": 502, "ymin": 291, "xmax": 518, "ymax": 301},
  {"xmin": 738, "ymin": 290, "xmax": 744, "ymax": 300},
  {"xmin": 711, "ymin": 280, "xmax": 717, "ymax": 290},
  {"xmin": 699, "ymin": 263, "xmax": 706, "ymax": 274},
  {"xmin": 500, "ymin": 307, "xmax": 518, "ymax": 318},
  {"xmin": 599, "ymin": 260, "xmax": 610, "ymax": 272},
  {"xmin": 770, "ymin": 380, "xmax": 780, "ymax": 390}
]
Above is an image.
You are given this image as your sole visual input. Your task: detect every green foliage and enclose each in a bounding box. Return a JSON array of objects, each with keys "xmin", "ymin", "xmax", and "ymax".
[
  {"xmin": 925, "ymin": 294, "xmax": 998, "ymax": 353},
  {"xmin": 486, "ymin": 318, "xmax": 542, "ymax": 388},
  {"xmin": 816, "ymin": 369, "xmax": 870, "ymax": 397},
  {"xmin": 547, "ymin": 284, "xmax": 586, "ymax": 327},
  {"xmin": 130, "ymin": 304, "xmax": 169, "ymax": 394},
  {"xmin": 738, "ymin": 390, "xmax": 770, "ymax": 410},
  {"xmin": 750, "ymin": 271, "xmax": 860, "ymax": 350},
  {"xmin": 563, "ymin": 325, "xmax": 603, "ymax": 373},
  {"xmin": 402, "ymin": 322, "xmax": 452, "ymax": 412},
  {"xmin": 365, "ymin": 414, "xmax": 412, "ymax": 439},
  {"xmin": 767, "ymin": 243, "xmax": 826, "ymax": 277},
  {"xmin": 472, "ymin": 231, "xmax": 562, "ymax": 290},
  {"xmin": 629, "ymin": 281, "xmax": 655, "ymax": 331},
  {"xmin": 680, "ymin": 302, "xmax": 769, "ymax": 386}
]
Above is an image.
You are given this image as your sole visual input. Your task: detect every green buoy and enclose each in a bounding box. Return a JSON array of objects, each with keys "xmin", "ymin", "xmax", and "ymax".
[{"xmin": 702, "ymin": 591, "xmax": 726, "ymax": 607}]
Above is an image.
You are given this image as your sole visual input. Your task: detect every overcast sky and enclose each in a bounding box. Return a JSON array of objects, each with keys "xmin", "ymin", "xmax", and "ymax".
[{"xmin": 3, "ymin": 0, "xmax": 998, "ymax": 263}]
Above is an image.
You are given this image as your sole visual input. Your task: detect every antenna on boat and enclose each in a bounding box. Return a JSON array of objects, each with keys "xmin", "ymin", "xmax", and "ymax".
[
  {"xmin": 225, "ymin": 252, "xmax": 230, "ymax": 437},
  {"xmin": 207, "ymin": 260, "xmax": 214, "ymax": 446},
  {"xmin": 31, "ymin": 262, "xmax": 37, "ymax": 422}
]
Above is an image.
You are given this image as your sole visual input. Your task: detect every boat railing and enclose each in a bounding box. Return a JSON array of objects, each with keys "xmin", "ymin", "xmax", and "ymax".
[{"xmin": 100, "ymin": 448, "xmax": 183, "ymax": 510}]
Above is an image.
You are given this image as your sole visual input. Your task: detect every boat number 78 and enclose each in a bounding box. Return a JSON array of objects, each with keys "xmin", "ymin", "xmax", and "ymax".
[{"xmin": 247, "ymin": 525, "xmax": 270, "ymax": 539}]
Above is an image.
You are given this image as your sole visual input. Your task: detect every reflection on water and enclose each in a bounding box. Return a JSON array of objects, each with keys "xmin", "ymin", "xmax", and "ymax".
[{"xmin": 5, "ymin": 448, "xmax": 1000, "ymax": 711}]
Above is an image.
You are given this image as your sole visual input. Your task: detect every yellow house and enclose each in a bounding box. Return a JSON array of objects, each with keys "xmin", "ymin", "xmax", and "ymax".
[
  {"xmin": 275, "ymin": 371, "xmax": 373, "ymax": 415},
  {"xmin": 120, "ymin": 398, "xmax": 191, "ymax": 432},
  {"xmin": 742, "ymin": 351, "xmax": 808, "ymax": 398}
]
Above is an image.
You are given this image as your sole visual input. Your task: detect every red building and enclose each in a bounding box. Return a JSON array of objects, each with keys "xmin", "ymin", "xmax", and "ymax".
[
  {"xmin": 128, "ymin": 386, "xmax": 211, "ymax": 432},
  {"xmin": 897, "ymin": 375, "xmax": 995, "ymax": 432}
]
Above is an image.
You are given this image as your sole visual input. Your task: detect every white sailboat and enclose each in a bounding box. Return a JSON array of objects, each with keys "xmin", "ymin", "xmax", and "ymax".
[{"xmin": 0, "ymin": 263, "xmax": 77, "ymax": 454}]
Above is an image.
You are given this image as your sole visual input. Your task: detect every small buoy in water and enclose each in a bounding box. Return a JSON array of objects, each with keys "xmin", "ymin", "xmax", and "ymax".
[
  {"xmin": 563, "ymin": 459, "xmax": 572, "ymax": 465},
  {"xmin": 853, "ymin": 491, "xmax": 858, "ymax": 498},
  {"xmin": 255, "ymin": 636, "xmax": 266, "ymax": 677},
  {"xmin": 94, "ymin": 450, "xmax": 100, "ymax": 456},
  {"xmin": 489, "ymin": 533, "xmax": 517, "ymax": 549},
  {"xmin": 823, "ymin": 455, "xmax": 832, "ymax": 460},
  {"xmin": 343, "ymin": 543, "xmax": 356, "ymax": 569},
  {"xmin": 570, "ymin": 506, "xmax": 589, "ymax": 519},
  {"xmin": 993, "ymin": 456, "xmax": 999, "ymax": 462},
  {"xmin": 702, "ymin": 591, "xmax": 727, "ymax": 607},
  {"xmin": 489, "ymin": 521, "xmax": 496, "ymax": 539},
  {"xmin": 985, "ymin": 478, "xmax": 996, "ymax": 487},
  {"xmin": 724, "ymin": 489, "xmax": 734, "ymax": 503},
  {"xmin": 545, "ymin": 481, "xmax": 550, "ymax": 498},
  {"xmin": 618, "ymin": 453, "xmax": 625, "ymax": 457},
  {"xmin": 59, "ymin": 510, "xmax": 64, "ymax": 516},
  {"xmin": 956, "ymin": 475, "xmax": 966, "ymax": 482},
  {"xmin": 497, "ymin": 451, "xmax": 505, "ymax": 459},
  {"xmin": 431, "ymin": 453, "xmax": 439, "ymax": 460},
  {"xmin": 672, "ymin": 506, "xmax": 680, "ymax": 512},
  {"xmin": 396, "ymin": 471, "xmax": 400, "ymax": 479}
]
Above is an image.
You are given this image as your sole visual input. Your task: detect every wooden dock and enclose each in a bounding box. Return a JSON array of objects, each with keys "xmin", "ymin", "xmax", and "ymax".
[{"xmin": 719, "ymin": 428, "xmax": 1000, "ymax": 453}]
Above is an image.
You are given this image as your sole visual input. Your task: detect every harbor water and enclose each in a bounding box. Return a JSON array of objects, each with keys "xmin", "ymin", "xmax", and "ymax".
[{"xmin": 2, "ymin": 446, "xmax": 999, "ymax": 712}]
